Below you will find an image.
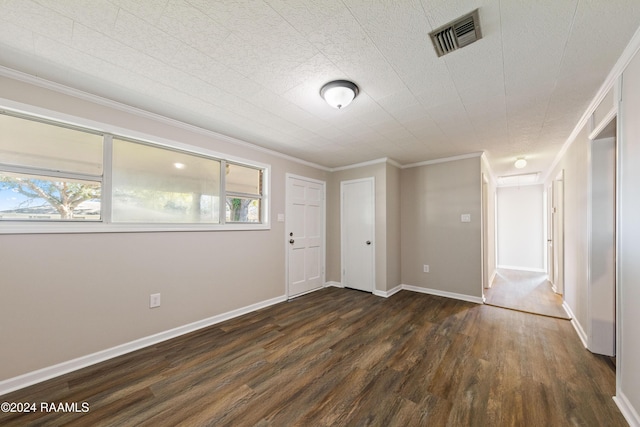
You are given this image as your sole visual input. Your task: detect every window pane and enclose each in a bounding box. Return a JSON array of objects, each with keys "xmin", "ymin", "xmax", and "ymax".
[
  {"xmin": 226, "ymin": 197, "xmax": 261, "ymax": 223},
  {"xmin": 0, "ymin": 114, "xmax": 103, "ymax": 176},
  {"xmin": 112, "ymin": 139, "xmax": 220, "ymax": 223},
  {"xmin": 226, "ymin": 163, "xmax": 262, "ymax": 195},
  {"xmin": 0, "ymin": 172, "xmax": 101, "ymax": 221}
]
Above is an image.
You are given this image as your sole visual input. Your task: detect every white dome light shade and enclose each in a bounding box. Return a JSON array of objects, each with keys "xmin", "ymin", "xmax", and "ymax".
[
  {"xmin": 514, "ymin": 158, "xmax": 527, "ymax": 169},
  {"xmin": 320, "ymin": 80, "xmax": 359, "ymax": 109}
]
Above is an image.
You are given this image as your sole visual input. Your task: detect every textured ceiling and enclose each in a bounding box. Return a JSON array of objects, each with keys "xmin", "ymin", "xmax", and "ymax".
[{"xmin": 0, "ymin": 0, "xmax": 639, "ymax": 178}]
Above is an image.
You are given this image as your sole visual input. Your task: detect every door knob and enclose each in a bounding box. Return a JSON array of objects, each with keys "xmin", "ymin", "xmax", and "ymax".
[
  {"xmin": 366, "ymin": 240, "xmax": 371, "ymax": 245},
  {"xmin": 289, "ymin": 239, "xmax": 295, "ymax": 244}
]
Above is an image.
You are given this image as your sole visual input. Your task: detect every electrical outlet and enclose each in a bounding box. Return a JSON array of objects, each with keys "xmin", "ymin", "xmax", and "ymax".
[
  {"xmin": 423, "ymin": 264, "xmax": 430, "ymax": 273},
  {"xmin": 150, "ymin": 293, "xmax": 161, "ymax": 308}
]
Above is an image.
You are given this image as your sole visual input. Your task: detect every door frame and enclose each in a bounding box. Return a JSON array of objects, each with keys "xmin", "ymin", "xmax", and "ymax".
[
  {"xmin": 552, "ymin": 170, "xmax": 565, "ymax": 295},
  {"xmin": 285, "ymin": 173, "xmax": 326, "ymax": 299},
  {"xmin": 340, "ymin": 177, "xmax": 375, "ymax": 292}
]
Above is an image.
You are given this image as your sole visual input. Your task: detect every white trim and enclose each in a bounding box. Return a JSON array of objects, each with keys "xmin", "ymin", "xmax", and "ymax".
[
  {"xmin": 331, "ymin": 157, "xmax": 393, "ymax": 172},
  {"xmin": 0, "ymin": 68, "xmax": 496, "ymax": 175},
  {"xmin": 588, "ymin": 108, "xmax": 617, "ymax": 140},
  {"xmin": 373, "ymin": 285, "xmax": 402, "ymax": 298},
  {"xmin": 324, "ymin": 281, "xmax": 344, "ymax": 288},
  {"xmin": 614, "ymin": 392, "xmax": 640, "ymax": 427},
  {"xmin": 544, "ymin": 25, "xmax": 640, "ymax": 183},
  {"xmin": 0, "ymin": 99, "xmax": 275, "ymax": 234},
  {"xmin": 402, "ymin": 284, "xmax": 484, "ymax": 304},
  {"xmin": 563, "ymin": 301, "xmax": 588, "ymax": 348},
  {"xmin": 481, "ymin": 152, "xmax": 497, "ymax": 186},
  {"xmin": 402, "ymin": 152, "xmax": 483, "ymax": 169},
  {"xmin": 496, "ymin": 265, "xmax": 546, "ymax": 273},
  {"xmin": 0, "ymin": 222, "xmax": 271, "ymax": 235},
  {"xmin": 0, "ymin": 67, "xmax": 331, "ymax": 172},
  {"xmin": 0, "ymin": 294, "xmax": 286, "ymax": 397},
  {"xmin": 340, "ymin": 177, "xmax": 376, "ymax": 293},
  {"xmin": 286, "ymin": 287, "xmax": 323, "ymax": 300},
  {"xmin": 285, "ymin": 174, "xmax": 326, "ymax": 299},
  {"xmin": 386, "ymin": 158, "xmax": 402, "ymax": 169},
  {"xmin": 615, "ymin": 72, "xmax": 624, "ymax": 423}
]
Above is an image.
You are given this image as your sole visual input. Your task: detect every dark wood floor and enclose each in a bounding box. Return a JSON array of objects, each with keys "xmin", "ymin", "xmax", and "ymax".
[
  {"xmin": 1, "ymin": 287, "xmax": 624, "ymax": 426},
  {"xmin": 484, "ymin": 269, "xmax": 570, "ymax": 319}
]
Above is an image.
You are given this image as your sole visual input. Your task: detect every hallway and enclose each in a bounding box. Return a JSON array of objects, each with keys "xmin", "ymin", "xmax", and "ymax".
[{"xmin": 484, "ymin": 269, "xmax": 570, "ymax": 320}]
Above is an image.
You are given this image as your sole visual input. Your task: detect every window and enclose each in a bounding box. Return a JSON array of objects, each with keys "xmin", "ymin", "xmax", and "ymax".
[
  {"xmin": 0, "ymin": 110, "xmax": 269, "ymax": 230},
  {"xmin": 0, "ymin": 113, "xmax": 103, "ymax": 221},
  {"xmin": 225, "ymin": 163, "xmax": 263, "ymax": 223},
  {"xmin": 112, "ymin": 139, "xmax": 221, "ymax": 223}
]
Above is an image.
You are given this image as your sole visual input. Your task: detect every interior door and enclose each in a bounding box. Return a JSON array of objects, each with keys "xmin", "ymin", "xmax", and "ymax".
[
  {"xmin": 341, "ymin": 178, "xmax": 375, "ymax": 292},
  {"xmin": 552, "ymin": 173, "xmax": 564, "ymax": 295},
  {"xmin": 547, "ymin": 183, "xmax": 555, "ymax": 285},
  {"xmin": 286, "ymin": 175, "xmax": 324, "ymax": 298}
]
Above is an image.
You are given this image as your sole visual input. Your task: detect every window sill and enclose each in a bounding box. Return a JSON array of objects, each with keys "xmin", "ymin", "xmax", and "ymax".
[{"xmin": 0, "ymin": 222, "xmax": 271, "ymax": 234}]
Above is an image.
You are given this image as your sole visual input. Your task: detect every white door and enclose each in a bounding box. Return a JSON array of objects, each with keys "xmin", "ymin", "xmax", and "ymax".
[
  {"xmin": 341, "ymin": 178, "xmax": 375, "ymax": 292},
  {"xmin": 547, "ymin": 183, "xmax": 554, "ymax": 284},
  {"xmin": 552, "ymin": 173, "xmax": 564, "ymax": 295},
  {"xmin": 286, "ymin": 175, "xmax": 325, "ymax": 298}
]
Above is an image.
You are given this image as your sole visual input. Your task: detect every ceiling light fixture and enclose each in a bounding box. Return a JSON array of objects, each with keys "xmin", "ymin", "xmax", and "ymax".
[
  {"xmin": 320, "ymin": 80, "xmax": 359, "ymax": 109},
  {"xmin": 514, "ymin": 158, "xmax": 527, "ymax": 169},
  {"xmin": 174, "ymin": 162, "xmax": 186, "ymax": 169}
]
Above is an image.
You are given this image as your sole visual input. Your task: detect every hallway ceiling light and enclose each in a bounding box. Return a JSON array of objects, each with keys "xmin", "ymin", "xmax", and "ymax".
[
  {"xmin": 320, "ymin": 80, "xmax": 359, "ymax": 109},
  {"xmin": 514, "ymin": 158, "xmax": 527, "ymax": 169}
]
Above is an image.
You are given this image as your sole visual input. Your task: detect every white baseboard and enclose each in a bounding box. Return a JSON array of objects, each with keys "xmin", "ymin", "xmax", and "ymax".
[
  {"xmin": 497, "ymin": 265, "xmax": 546, "ymax": 273},
  {"xmin": 563, "ymin": 301, "xmax": 588, "ymax": 348},
  {"xmin": 0, "ymin": 294, "xmax": 287, "ymax": 397},
  {"xmin": 614, "ymin": 392, "xmax": 640, "ymax": 427},
  {"xmin": 324, "ymin": 281, "xmax": 344, "ymax": 288},
  {"xmin": 402, "ymin": 284, "xmax": 484, "ymax": 304},
  {"xmin": 373, "ymin": 285, "xmax": 402, "ymax": 298}
]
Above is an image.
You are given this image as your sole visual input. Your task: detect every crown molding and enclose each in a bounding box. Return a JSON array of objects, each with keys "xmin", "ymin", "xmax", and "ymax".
[
  {"xmin": 544, "ymin": 25, "xmax": 640, "ymax": 183},
  {"xmin": 0, "ymin": 66, "xmax": 331, "ymax": 172},
  {"xmin": 481, "ymin": 152, "xmax": 497, "ymax": 185},
  {"xmin": 0, "ymin": 67, "xmax": 497, "ymax": 175},
  {"xmin": 330, "ymin": 157, "xmax": 404, "ymax": 172},
  {"xmin": 401, "ymin": 152, "xmax": 483, "ymax": 169}
]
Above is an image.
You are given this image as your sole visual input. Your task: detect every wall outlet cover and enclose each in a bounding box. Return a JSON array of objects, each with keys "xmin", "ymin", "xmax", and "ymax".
[{"xmin": 150, "ymin": 293, "xmax": 161, "ymax": 308}]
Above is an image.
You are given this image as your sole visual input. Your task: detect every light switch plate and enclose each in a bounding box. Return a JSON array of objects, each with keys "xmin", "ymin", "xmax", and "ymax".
[
  {"xmin": 277, "ymin": 213, "xmax": 285, "ymax": 222},
  {"xmin": 461, "ymin": 214, "xmax": 471, "ymax": 223}
]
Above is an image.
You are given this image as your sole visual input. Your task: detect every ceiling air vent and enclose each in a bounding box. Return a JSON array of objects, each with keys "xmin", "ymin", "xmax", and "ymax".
[{"xmin": 429, "ymin": 9, "xmax": 482, "ymax": 57}]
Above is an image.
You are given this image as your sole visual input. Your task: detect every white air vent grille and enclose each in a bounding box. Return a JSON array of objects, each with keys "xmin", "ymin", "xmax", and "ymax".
[{"xmin": 429, "ymin": 9, "xmax": 482, "ymax": 57}]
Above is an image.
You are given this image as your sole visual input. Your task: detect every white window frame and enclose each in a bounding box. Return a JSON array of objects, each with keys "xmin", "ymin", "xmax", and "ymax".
[{"xmin": 0, "ymin": 101, "xmax": 271, "ymax": 234}]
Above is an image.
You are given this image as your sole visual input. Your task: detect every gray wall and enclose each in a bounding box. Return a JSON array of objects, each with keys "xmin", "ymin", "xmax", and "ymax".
[
  {"xmin": 0, "ymin": 76, "xmax": 484, "ymax": 388},
  {"xmin": 0, "ymin": 75, "xmax": 327, "ymax": 381},
  {"xmin": 400, "ymin": 157, "xmax": 483, "ymax": 299},
  {"xmin": 326, "ymin": 161, "xmax": 402, "ymax": 293}
]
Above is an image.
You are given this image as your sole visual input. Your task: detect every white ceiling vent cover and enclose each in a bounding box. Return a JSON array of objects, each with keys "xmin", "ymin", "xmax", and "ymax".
[{"xmin": 429, "ymin": 9, "xmax": 482, "ymax": 57}]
